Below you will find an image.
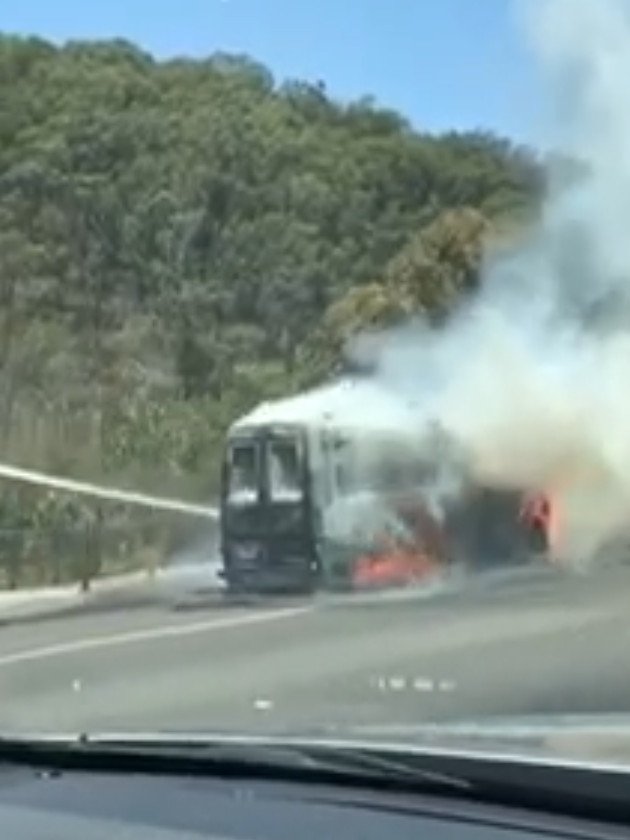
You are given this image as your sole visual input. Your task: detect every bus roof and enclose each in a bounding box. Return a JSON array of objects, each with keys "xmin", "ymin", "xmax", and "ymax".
[{"xmin": 229, "ymin": 378, "xmax": 424, "ymax": 438}]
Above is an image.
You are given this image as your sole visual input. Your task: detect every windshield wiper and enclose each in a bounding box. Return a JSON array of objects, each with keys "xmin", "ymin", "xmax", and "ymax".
[{"xmin": 0, "ymin": 732, "xmax": 472, "ymax": 796}]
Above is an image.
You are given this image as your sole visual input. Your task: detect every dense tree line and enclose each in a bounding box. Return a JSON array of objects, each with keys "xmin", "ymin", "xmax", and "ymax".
[{"xmin": 0, "ymin": 33, "xmax": 545, "ymax": 585}]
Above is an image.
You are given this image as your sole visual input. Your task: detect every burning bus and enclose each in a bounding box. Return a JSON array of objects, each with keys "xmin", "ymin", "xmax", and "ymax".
[{"xmin": 218, "ymin": 379, "xmax": 554, "ymax": 596}]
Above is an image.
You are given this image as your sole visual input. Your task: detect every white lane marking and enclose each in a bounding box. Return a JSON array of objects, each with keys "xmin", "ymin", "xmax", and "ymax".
[
  {"xmin": 0, "ymin": 606, "xmax": 311, "ymax": 669},
  {"xmin": 371, "ymin": 674, "xmax": 458, "ymax": 693}
]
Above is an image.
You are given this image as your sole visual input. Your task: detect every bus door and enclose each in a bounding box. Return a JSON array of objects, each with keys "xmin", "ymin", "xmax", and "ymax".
[{"xmin": 262, "ymin": 429, "xmax": 318, "ymax": 590}]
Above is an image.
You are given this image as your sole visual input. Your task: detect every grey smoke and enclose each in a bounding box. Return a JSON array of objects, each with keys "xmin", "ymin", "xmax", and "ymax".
[{"xmin": 343, "ymin": 0, "xmax": 630, "ymax": 565}]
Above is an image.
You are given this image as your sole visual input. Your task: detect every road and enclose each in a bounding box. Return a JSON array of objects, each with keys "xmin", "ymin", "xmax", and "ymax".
[{"xmin": 0, "ymin": 564, "xmax": 629, "ymax": 736}]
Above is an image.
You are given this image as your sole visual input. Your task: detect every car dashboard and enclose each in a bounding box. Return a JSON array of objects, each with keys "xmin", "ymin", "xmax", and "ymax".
[{"xmin": 0, "ymin": 763, "xmax": 625, "ymax": 840}]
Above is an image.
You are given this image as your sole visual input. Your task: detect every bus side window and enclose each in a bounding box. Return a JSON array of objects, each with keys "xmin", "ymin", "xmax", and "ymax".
[
  {"xmin": 335, "ymin": 461, "xmax": 347, "ymax": 493},
  {"xmin": 373, "ymin": 450, "xmax": 402, "ymax": 493},
  {"xmin": 318, "ymin": 431, "xmax": 339, "ymax": 505},
  {"xmin": 334, "ymin": 439, "xmax": 353, "ymax": 495}
]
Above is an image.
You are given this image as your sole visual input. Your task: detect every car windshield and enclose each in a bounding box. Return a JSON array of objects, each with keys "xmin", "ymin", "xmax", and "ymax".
[{"xmin": 2, "ymin": 0, "xmax": 630, "ymax": 781}]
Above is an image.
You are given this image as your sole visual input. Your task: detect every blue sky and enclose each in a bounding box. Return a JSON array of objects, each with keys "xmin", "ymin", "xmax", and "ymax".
[{"xmin": 3, "ymin": 0, "xmax": 544, "ymax": 145}]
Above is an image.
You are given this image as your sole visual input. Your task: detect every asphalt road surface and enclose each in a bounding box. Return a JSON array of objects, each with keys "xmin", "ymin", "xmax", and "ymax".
[{"xmin": 0, "ymin": 564, "xmax": 629, "ymax": 737}]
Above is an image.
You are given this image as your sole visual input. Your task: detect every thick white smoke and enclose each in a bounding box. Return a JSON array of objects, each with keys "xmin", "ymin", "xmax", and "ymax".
[{"xmin": 348, "ymin": 0, "xmax": 630, "ymax": 565}]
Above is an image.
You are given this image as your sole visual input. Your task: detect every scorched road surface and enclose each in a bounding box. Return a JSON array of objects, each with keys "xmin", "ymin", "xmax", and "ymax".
[{"xmin": 0, "ymin": 565, "xmax": 628, "ymax": 735}]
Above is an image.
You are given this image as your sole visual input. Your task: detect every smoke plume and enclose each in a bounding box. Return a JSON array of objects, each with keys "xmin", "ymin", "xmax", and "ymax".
[{"xmin": 348, "ymin": 0, "xmax": 630, "ymax": 565}]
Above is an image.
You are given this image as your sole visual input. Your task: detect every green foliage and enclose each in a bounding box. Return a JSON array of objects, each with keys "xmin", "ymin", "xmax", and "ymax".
[{"xmin": 0, "ymin": 34, "xmax": 544, "ymax": 584}]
